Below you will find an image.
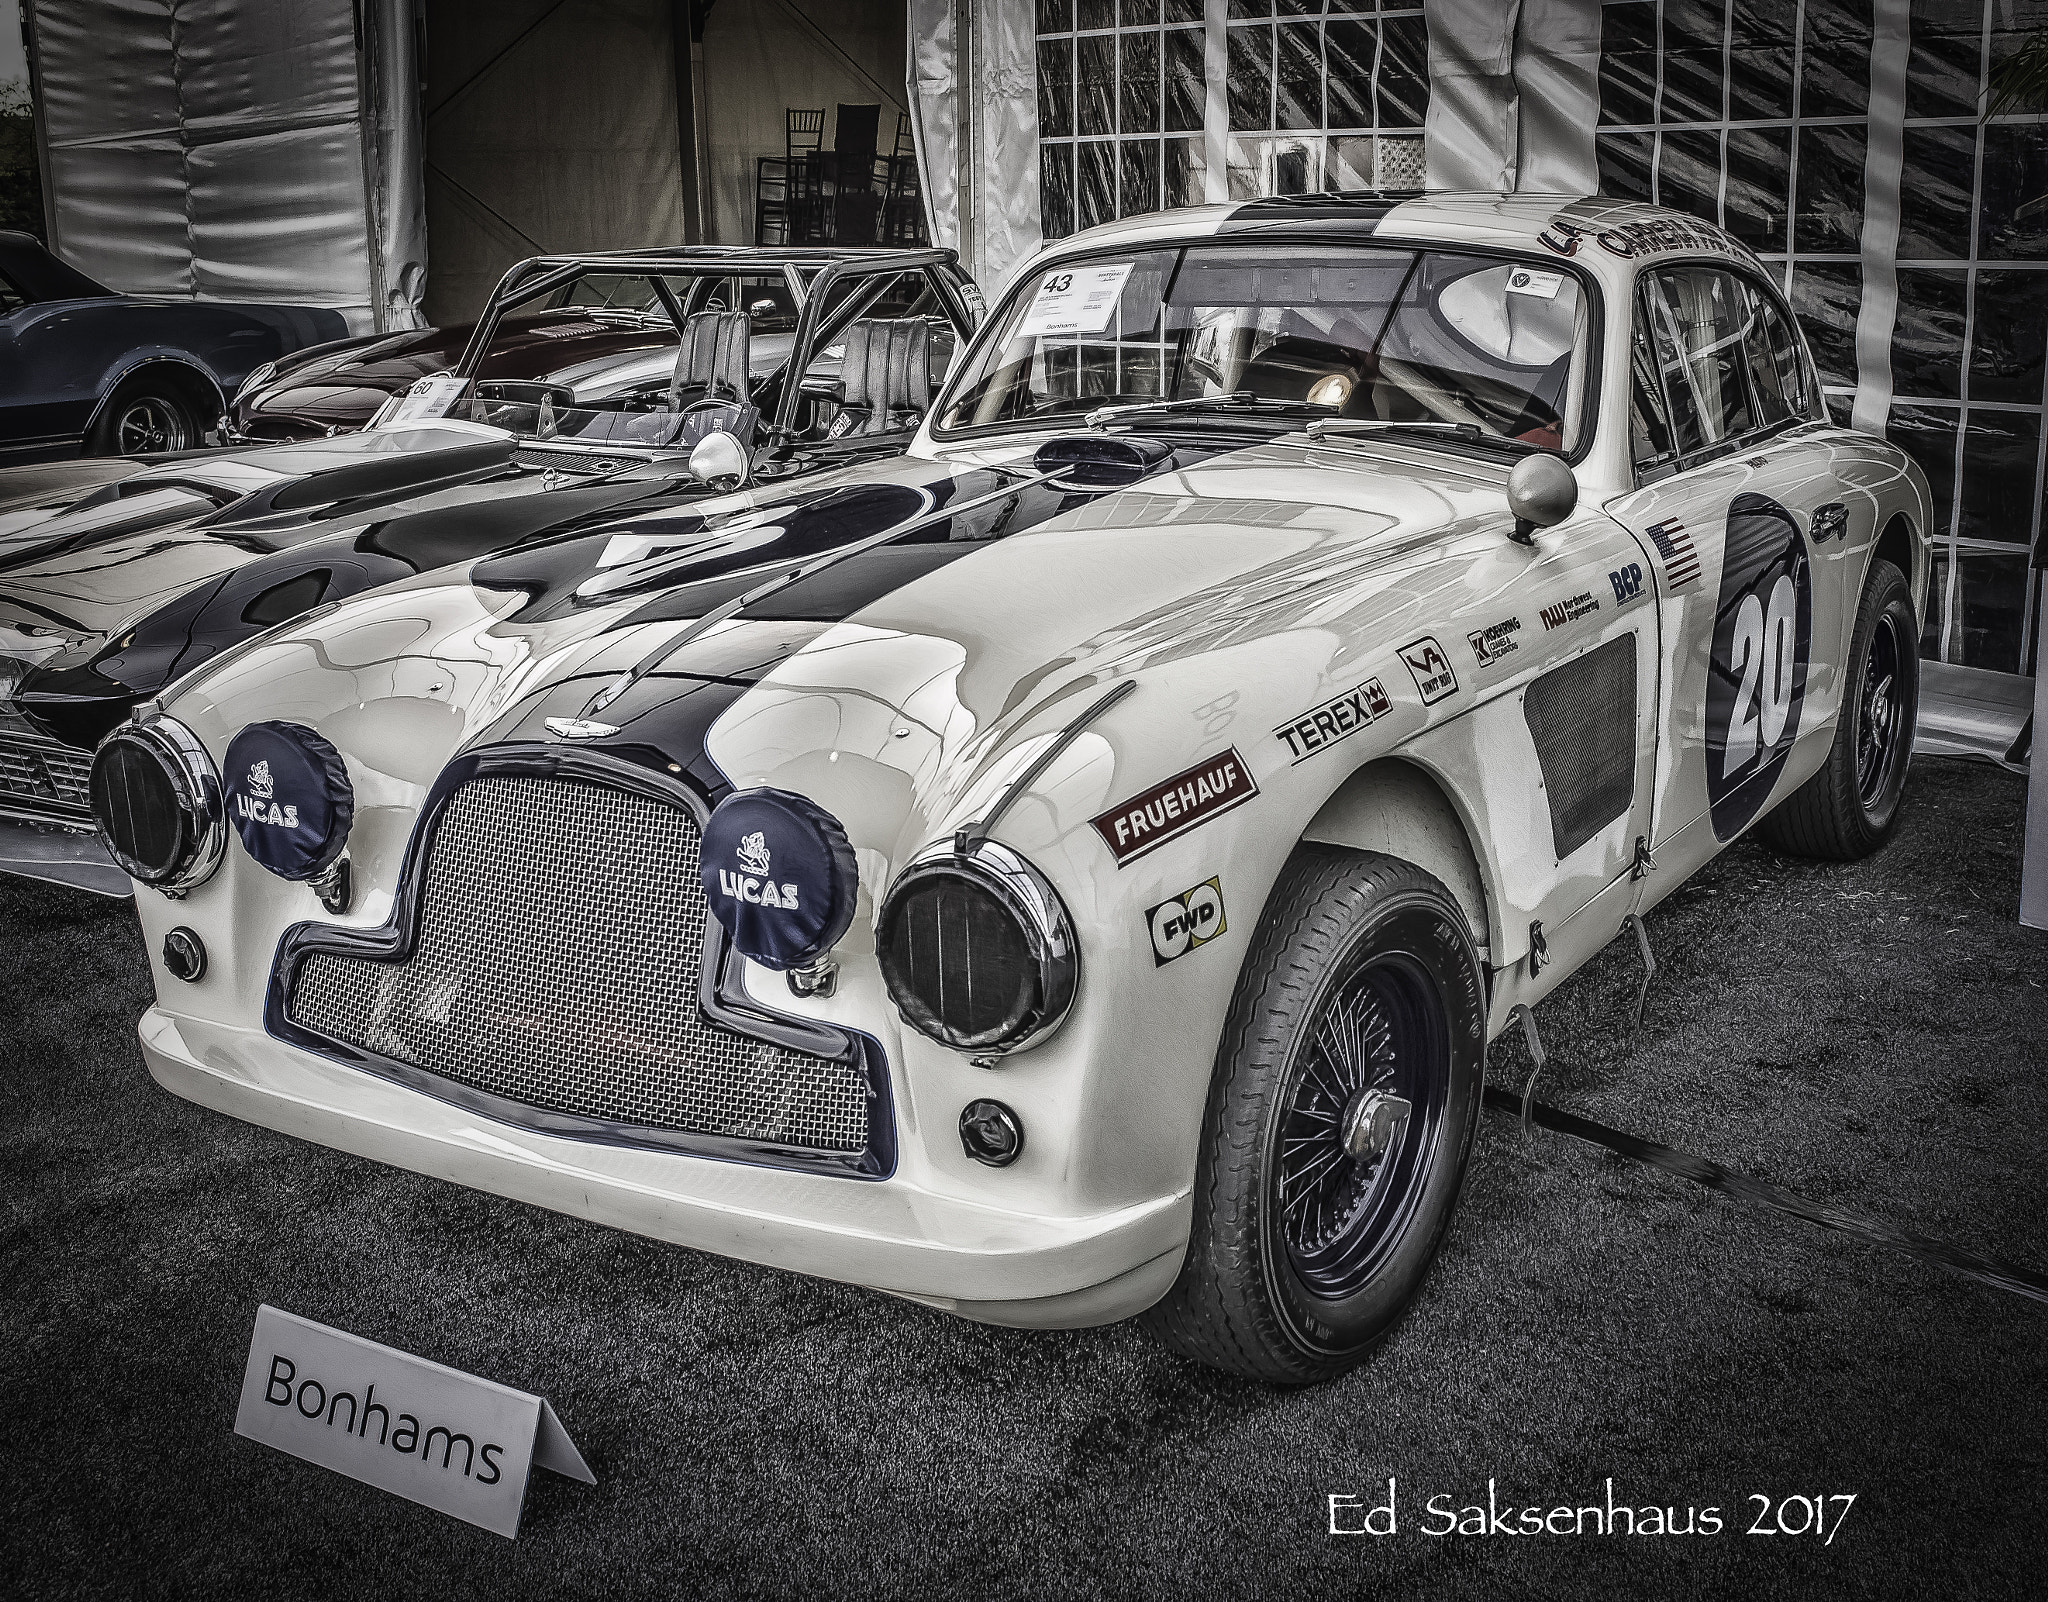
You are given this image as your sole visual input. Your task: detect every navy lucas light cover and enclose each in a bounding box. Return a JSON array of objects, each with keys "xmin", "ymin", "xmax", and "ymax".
[
  {"xmin": 700, "ymin": 787, "xmax": 859, "ymax": 970},
  {"xmin": 222, "ymin": 721, "xmax": 354, "ymax": 880}
]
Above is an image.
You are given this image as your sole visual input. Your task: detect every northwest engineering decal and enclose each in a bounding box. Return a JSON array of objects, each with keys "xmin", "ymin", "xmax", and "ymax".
[{"xmin": 1705, "ymin": 493, "xmax": 1812, "ymax": 841}]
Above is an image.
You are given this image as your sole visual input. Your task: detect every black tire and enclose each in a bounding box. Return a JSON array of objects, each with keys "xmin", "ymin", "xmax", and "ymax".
[
  {"xmin": 86, "ymin": 378, "xmax": 201, "ymax": 457},
  {"xmin": 1756, "ymin": 558, "xmax": 1917, "ymax": 860},
  {"xmin": 1140, "ymin": 846, "xmax": 1486, "ymax": 1385}
]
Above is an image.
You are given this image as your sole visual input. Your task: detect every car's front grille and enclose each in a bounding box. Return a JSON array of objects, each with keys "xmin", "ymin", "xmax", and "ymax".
[
  {"xmin": 0, "ymin": 706, "xmax": 94, "ymax": 821},
  {"xmin": 285, "ymin": 774, "xmax": 872, "ymax": 1155}
]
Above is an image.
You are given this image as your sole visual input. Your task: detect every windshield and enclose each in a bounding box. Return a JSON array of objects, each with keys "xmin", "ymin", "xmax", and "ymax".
[{"xmin": 937, "ymin": 244, "xmax": 1592, "ymax": 451}]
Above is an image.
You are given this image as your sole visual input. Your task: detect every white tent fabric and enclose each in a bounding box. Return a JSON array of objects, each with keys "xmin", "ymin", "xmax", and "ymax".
[
  {"xmin": 910, "ymin": 0, "xmax": 1040, "ymax": 297},
  {"xmin": 27, "ymin": 0, "xmax": 425, "ymax": 333},
  {"xmin": 1423, "ymin": 0, "xmax": 1601, "ymax": 195}
]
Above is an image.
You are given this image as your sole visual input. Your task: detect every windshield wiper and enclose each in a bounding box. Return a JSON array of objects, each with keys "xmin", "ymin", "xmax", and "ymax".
[
  {"xmin": 1085, "ymin": 391, "xmax": 1309, "ymax": 429},
  {"xmin": 1304, "ymin": 418, "xmax": 1537, "ymax": 454}
]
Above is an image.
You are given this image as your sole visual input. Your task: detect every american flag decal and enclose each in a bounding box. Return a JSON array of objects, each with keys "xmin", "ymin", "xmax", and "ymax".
[{"xmin": 1643, "ymin": 518, "xmax": 1701, "ymax": 589}]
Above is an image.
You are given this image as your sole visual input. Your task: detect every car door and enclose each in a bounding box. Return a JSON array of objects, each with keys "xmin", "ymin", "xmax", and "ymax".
[{"xmin": 1603, "ymin": 262, "xmax": 1845, "ymax": 905}]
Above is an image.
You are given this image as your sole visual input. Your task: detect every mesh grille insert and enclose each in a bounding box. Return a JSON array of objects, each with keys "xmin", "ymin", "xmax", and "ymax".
[
  {"xmin": 286, "ymin": 775, "xmax": 870, "ymax": 1153},
  {"xmin": 1523, "ymin": 634, "xmax": 1638, "ymax": 860},
  {"xmin": 0, "ymin": 729, "xmax": 94, "ymax": 815}
]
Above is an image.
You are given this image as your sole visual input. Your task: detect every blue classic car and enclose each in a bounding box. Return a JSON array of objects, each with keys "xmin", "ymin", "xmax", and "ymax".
[{"xmin": 0, "ymin": 231, "xmax": 349, "ymax": 462}]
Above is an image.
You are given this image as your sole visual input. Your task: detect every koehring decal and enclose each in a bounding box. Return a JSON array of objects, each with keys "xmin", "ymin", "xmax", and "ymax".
[
  {"xmin": 1539, "ymin": 591, "xmax": 1600, "ymax": 631},
  {"xmin": 1275, "ymin": 679, "xmax": 1392, "ymax": 764},
  {"xmin": 1091, "ymin": 749, "xmax": 1259, "ymax": 866},
  {"xmin": 1468, "ymin": 617, "xmax": 1523, "ymax": 667}
]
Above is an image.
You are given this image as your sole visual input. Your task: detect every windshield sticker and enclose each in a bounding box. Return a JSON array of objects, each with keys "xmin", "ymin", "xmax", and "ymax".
[
  {"xmin": 1018, "ymin": 263, "xmax": 1137, "ymax": 337},
  {"xmin": 1505, "ymin": 268, "xmax": 1565, "ymax": 299},
  {"xmin": 1091, "ymin": 748, "xmax": 1258, "ymax": 866},
  {"xmin": 1398, "ymin": 637, "xmax": 1459, "ymax": 704},
  {"xmin": 1275, "ymin": 679, "xmax": 1392, "ymax": 764},
  {"xmin": 1467, "ymin": 617, "xmax": 1524, "ymax": 667},
  {"xmin": 383, "ymin": 373, "xmax": 467, "ymax": 427}
]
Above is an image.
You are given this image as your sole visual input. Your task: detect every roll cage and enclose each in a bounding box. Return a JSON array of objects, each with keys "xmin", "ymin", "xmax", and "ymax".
[{"xmin": 452, "ymin": 246, "xmax": 980, "ymax": 442}]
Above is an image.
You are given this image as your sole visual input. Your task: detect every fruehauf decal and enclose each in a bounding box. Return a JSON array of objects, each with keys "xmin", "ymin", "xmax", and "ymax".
[
  {"xmin": 1091, "ymin": 749, "xmax": 1259, "ymax": 866},
  {"xmin": 1398, "ymin": 637, "xmax": 1459, "ymax": 704},
  {"xmin": 1275, "ymin": 679, "xmax": 1392, "ymax": 764},
  {"xmin": 1467, "ymin": 617, "xmax": 1523, "ymax": 667},
  {"xmin": 233, "ymin": 1304, "xmax": 593, "ymax": 1540},
  {"xmin": 1706, "ymin": 493, "xmax": 1812, "ymax": 841},
  {"xmin": 1147, "ymin": 877, "xmax": 1227, "ymax": 965}
]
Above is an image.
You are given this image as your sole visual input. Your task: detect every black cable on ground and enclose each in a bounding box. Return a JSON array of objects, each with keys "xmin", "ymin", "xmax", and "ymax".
[{"xmin": 1483, "ymin": 1085, "xmax": 2048, "ymax": 1308}]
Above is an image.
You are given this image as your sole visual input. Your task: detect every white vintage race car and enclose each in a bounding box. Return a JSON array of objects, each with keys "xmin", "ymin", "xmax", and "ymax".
[{"xmin": 91, "ymin": 194, "xmax": 1928, "ymax": 1384}]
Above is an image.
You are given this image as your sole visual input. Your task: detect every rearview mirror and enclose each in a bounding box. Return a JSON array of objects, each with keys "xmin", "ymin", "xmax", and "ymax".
[
  {"xmin": 687, "ymin": 430, "xmax": 752, "ymax": 489},
  {"xmin": 1505, "ymin": 454, "xmax": 1578, "ymax": 546}
]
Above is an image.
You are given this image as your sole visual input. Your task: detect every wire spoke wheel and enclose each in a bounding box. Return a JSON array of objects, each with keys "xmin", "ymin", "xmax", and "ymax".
[
  {"xmin": 1855, "ymin": 608, "xmax": 1906, "ymax": 812},
  {"xmin": 1275, "ymin": 950, "xmax": 1447, "ymax": 1301}
]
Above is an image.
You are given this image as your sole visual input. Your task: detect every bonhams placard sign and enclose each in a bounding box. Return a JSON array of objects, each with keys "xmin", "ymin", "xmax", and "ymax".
[{"xmin": 233, "ymin": 1305, "xmax": 594, "ymax": 1538}]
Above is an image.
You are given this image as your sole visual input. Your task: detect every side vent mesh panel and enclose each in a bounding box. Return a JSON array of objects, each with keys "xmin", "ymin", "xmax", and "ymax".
[{"xmin": 1523, "ymin": 634, "xmax": 1638, "ymax": 860}]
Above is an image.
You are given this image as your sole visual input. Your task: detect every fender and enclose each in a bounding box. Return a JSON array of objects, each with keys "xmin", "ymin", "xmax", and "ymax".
[
  {"xmin": 82, "ymin": 352, "xmax": 229, "ymax": 440},
  {"xmin": 1300, "ymin": 757, "xmax": 1495, "ymax": 960}
]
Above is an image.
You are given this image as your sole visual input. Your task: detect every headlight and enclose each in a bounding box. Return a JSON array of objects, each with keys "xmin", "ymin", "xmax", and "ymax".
[
  {"xmin": 877, "ymin": 840, "xmax": 1077, "ymax": 1055},
  {"xmin": 233, "ymin": 361, "xmax": 278, "ymax": 406},
  {"xmin": 90, "ymin": 716, "xmax": 225, "ymax": 892}
]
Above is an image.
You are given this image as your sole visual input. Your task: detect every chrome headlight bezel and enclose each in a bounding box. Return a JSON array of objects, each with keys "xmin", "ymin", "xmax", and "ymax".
[
  {"xmin": 876, "ymin": 839, "xmax": 1078, "ymax": 1057},
  {"xmin": 90, "ymin": 714, "xmax": 225, "ymax": 894}
]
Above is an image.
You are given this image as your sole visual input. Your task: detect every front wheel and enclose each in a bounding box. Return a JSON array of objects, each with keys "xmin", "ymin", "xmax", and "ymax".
[
  {"xmin": 1756, "ymin": 558, "xmax": 1918, "ymax": 860},
  {"xmin": 1140, "ymin": 847, "xmax": 1485, "ymax": 1385}
]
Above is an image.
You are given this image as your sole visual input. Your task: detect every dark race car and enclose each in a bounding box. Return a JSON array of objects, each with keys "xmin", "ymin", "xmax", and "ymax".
[
  {"xmin": 231, "ymin": 245, "xmax": 976, "ymax": 449},
  {"xmin": 0, "ymin": 245, "xmax": 980, "ymax": 892},
  {"xmin": 0, "ymin": 231, "xmax": 348, "ymax": 463}
]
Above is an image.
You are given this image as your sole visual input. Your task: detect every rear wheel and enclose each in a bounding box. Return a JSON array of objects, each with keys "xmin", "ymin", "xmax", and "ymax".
[
  {"xmin": 1140, "ymin": 847, "xmax": 1485, "ymax": 1385},
  {"xmin": 87, "ymin": 379, "xmax": 200, "ymax": 457},
  {"xmin": 1757, "ymin": 558, "xmax": 1917, "ymax": 860}
]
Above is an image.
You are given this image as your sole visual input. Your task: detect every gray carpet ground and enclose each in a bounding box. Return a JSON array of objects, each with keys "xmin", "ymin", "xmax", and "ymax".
[{"xmin": 4, "ymin": 756, "xmax": 2045, "ymax": 1600}]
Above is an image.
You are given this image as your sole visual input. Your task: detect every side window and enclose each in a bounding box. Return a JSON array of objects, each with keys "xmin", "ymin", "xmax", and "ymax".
[
  {"xmin": 1740, "ymin": 280, "xmax": 1798, "ymax": 429},
  {"xmin": 1630, "ymin": 289, "xmax": 1678, "ymax": 473},
  {"xmin": 1644, "ymin": 266, "xmax": 1756, "ymax": 453},
  {"xmin": 1750, "ymin": 284, "xmax": 1818, "ymax": 423}
]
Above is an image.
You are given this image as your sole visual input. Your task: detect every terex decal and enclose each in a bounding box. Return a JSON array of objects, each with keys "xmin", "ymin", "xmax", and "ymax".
[
  {"xmin": 1275, "ymin": 679, "xmax": 1391, "ymax": 764},
  {"xmin": 1706, "ymin": 493, "xmax": 1812, "ymax": 841},
  {"xmin": 1398, "ymin": 637, "xmax": 1458, "ymax": 704},
  {"xmin": 1091, "ymin": 749, "xmax": 1258, "ymax": 866},
  {"xmin": 1147, "ymin": 877, "xmax": 1226, "ymax": 965}
]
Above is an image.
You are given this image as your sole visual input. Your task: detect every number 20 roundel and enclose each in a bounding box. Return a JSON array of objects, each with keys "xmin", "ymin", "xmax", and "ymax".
[{"xmin": 1706, "ymin": 492, "xmax": 1812, "ymax": 841}]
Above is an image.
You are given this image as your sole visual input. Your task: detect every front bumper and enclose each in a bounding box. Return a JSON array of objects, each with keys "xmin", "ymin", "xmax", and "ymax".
[
  {"xmin": 0, "ymin": 813, "xmax": 127, "ymax": 896},
  {"xmin": 140, "ymin": 1007, "xmax": 1191, "ymax": 1328}
]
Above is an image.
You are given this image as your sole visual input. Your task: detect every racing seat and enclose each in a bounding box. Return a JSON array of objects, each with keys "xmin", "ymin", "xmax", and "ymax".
[
  {"xmin": 834, "ymin": 317, "xmax": 939, "ymax": 435},
  {"xmin": 669, "ymin": 310, "xmax": 752, "ymax": 410}
]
